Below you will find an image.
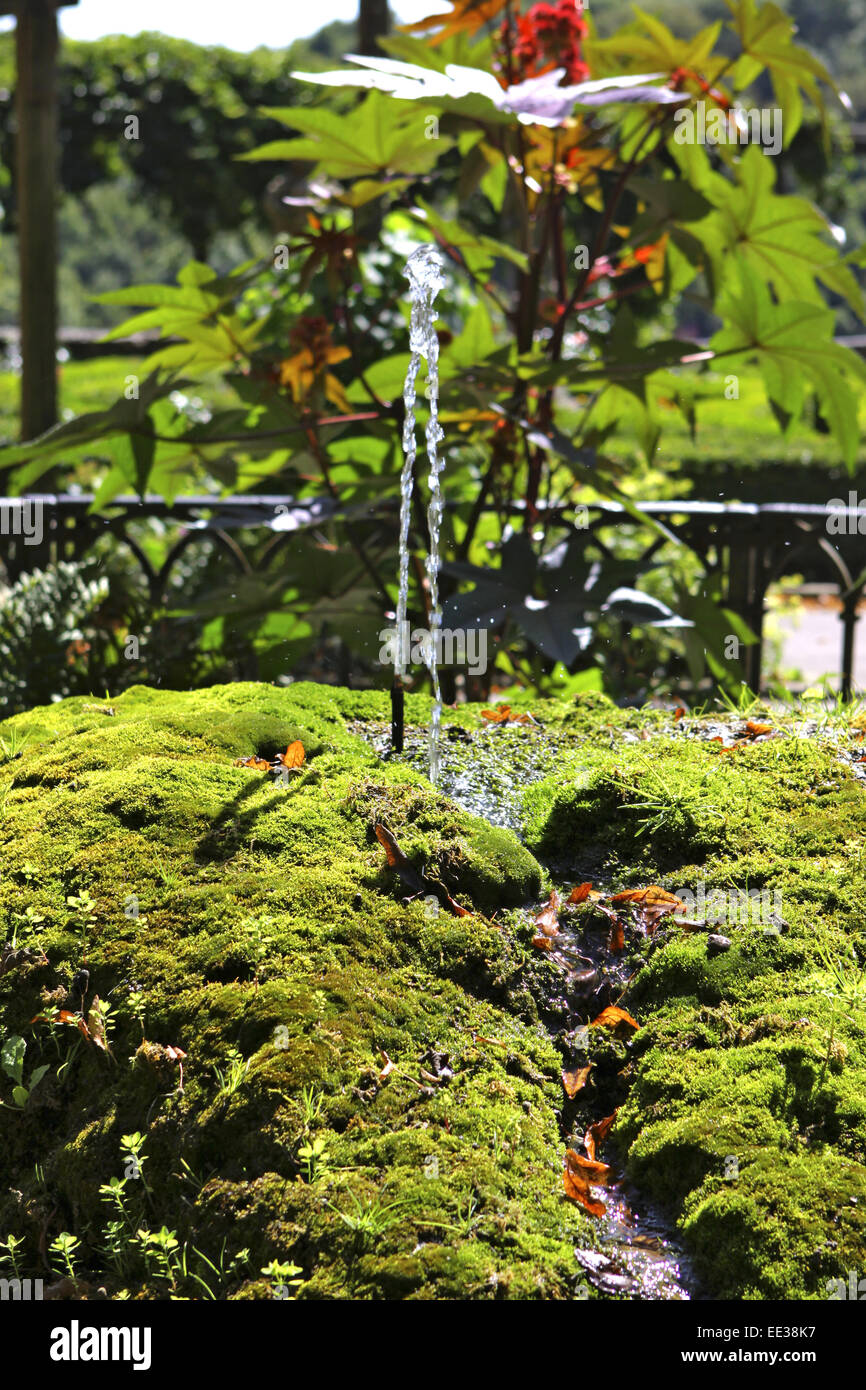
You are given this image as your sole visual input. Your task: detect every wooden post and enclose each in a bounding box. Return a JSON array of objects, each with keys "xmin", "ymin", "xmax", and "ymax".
[
  {"xmin": 358, "ymin": 0, "xmax": 389, "ymax": 56},
  {"xmin": 3, "ymin": 1, "xmax": 78, "ymax": 441}
]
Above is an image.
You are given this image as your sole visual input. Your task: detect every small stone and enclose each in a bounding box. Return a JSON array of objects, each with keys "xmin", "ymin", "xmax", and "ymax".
[{"xmin": 707, "ymin": 934, "xmax": 731, "ymax": 956}]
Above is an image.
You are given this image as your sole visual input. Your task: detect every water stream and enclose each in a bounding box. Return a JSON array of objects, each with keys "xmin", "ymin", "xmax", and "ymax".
[
  {"xmin": 357, "ymin": 718, "xmax": 696, "ymax": 1299},
  {"xmin": 396, "ymin": 245, "xmax": 446, "ymax": 783}
]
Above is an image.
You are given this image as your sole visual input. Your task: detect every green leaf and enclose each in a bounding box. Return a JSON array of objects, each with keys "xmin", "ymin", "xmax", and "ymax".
[
  {"xmin": 410, "ymin": 198, "xmax": 528, "ymax": 274},
  {"xmin": 693, "ymin": 146, "xmax": 864, "ymax": 316},
  {"xmin": 1, "ymin": 1035, "xmax": 25, "ymax": 1085},
  {"xmin": 245, "ymin": 92, "xmax": 447, "ymax": 179},
  {"xmin": 725, "ymin": 0, "xmax": 837, "ymax": 141},
  {"xmin": 710, "ymin": 263, "xmax": 866, "ymax": 468}
]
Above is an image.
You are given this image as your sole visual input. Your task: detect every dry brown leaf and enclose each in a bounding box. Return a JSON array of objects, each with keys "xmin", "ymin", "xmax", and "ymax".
[
  {"xmin": 532, "ymin": 933, "xmax": 553, "ymax": 951},
  {"xmin": 673, "ymin": 706, "xmax": 686, "ymax": 722},
  {"xmin": 566, "ymin": 1149, "xmax": 613, "ymax": 1184},
  {"xmin": 590, "ymin": 1005, "xmax": 639, "ymax": 1033},
  {"xmin": 567, "ymin": 882, "xmax": 593, "ymax": 905},
  {"xmin": 277, "ymin": 740, "xmax": 306, "ymax": 770},
  {"xmin": 608, "ymin": 919, "xmax": 625, "ymax": 954},
  {"xmin": 609, "ymin": 886, "xmax": 686, "ymax": 911},
  {"xmin": 585, "ymin": 1111, "xmax": 617, "ymax": 1162},
  {"xmin": 233, "ymin": 754, "xmax": 271, "ymax": 771},
  {"xmin": 742, "ymin": 721, "xmax": 772, "ymax": 739},
  {"xmin": 481, "ymin": 705, "xmax": 511, "ymax": 723},
  {"xmin": 378, "ymin": 1051, "xmax": 394, "ymax": 1080},
  {"xmin": 562, "ymin": 1064, "xmax": 592, "ymax": 1099},
  {"xmin": 534, "ymin": 889, "xmax": 561, "ymax": 937}
]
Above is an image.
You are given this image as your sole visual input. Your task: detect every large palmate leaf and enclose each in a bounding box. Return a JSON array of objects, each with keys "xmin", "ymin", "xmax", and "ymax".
[
  {"xmin": 443, "ymin": 533, "xmax": 687, "ymax": 666},
  {"xmin": 692, "ymin": 146, "xmax": 863, "ymax": 316},
  {"xmin": 586, "ymin": 9, "xmax": 728, "ymax": 85},
  {"xmin": 245, "ymin": 92, "xmax": 449, "ymax": 178},
  {"xmin": 725, "ymin": 0, "xmax": 838, "ymax": 140},
  {"xmin": 292, "ymin": 56, "xmax": 687, "ymax": 129},
  {"xmin": 710, "ymin": 263, "xmax": 866, "ymax": 469},
  {"xmin": 410, "ymin": 198, "xmax": 528, "ymax": 274}
]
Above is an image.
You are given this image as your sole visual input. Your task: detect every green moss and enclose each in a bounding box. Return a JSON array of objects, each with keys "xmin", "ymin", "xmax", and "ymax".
[
  {"xmin": 2, "ymin": 685, "xmax": 865, "ymax": 1300},
  {"xmin": 518, "ymin": 712, "xmax": 866, "ymax": 1297},
  {"xmin": 0, "ymin": 682, "xmax": 586, "ymax": 1301}
]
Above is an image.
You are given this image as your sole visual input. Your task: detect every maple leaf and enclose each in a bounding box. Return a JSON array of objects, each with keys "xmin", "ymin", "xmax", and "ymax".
[
  {"xmin": 610, "ymin": 886, "xmax": 686, "ymax": 911},
  {"xmin": 563, "ymin": 1149, "xmax": 613, "ymax": 1217},
  {"xmin": 277, "ymin": 741, "xmax": 306, "ymax": 771}
]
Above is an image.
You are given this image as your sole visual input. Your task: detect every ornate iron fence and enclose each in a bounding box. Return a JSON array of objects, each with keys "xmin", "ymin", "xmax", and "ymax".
[{"xmin": 1, "ymin": 493, "xmax": 864, "ymax": 695}]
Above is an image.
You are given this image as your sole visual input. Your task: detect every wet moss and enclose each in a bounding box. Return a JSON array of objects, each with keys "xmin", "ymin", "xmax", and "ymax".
[
  {"xmin": 518, "ymin": 716, "xmax": 866, "ymax": 1298},
  {"xmin": 2, "ymin": 687, "xmax": 864, "ymax": 1300}
]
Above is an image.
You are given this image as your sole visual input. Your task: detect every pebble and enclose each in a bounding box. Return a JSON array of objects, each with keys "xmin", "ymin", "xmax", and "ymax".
[{"xmin": 707, "ymin": 934, "xmax": 731, "ymax": 956}]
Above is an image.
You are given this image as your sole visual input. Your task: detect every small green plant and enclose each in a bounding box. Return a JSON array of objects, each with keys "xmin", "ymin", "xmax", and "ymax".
[
  {"xmin": 0, "ymin": 727, "xmax": 30, "ymax": 761},
  {"xmin": 241, "ymin": 915, "xmax": 275, "ymax": 986},
  {"xmin": 261, "ymin": 1258, "xmax": 303, "ymax": 1299},
  {"xmin": 325, "ymin": 1190, "xmax": 405, "ymax": 1246},
  {"xmin": 0, "ymin": 1232, "xmax": 26, "ymax": 1279},
  {"xmin": 0, "ymin": 1034, "xmax": 49, "ymax": 1109},
  {"xmin": 299, "ymin": 1083, "xmax": 324, "ymax": 1130},
  {"xmin": 186, "ymin": 1240, "xmax": 250, "ymax": 1300},
  {"xmin": 120, "ymin": 1131, "xmax": 150, "ymax": 1191},
  {"xmin": 127, "ymin": 989, "xmax": 147, "ymax": 1038},
  {"xmin": 212, "ymin": 1046, "xmax": 251, "ymax": 1100},
  {"xmin": 136, "ymin": 1226, "xmax": 181, "ymax": 1290},
  {"xmin": 7, "ymin": 904, "xmax": 45, "ymax": 950},
  {"xmin": 66, "ymin": 887, "xmax": 97, "ymax": 952},
  {"xmin": 49, "ymin": 1231, "xmax": 81, "ymax": 1281},
  {"xmin": 811, "ymin": 945, "xmax": 866, "ymax": 1086},
  {"xmin": 297, "ymin": 1134, "xmax": 331, "ymax": 1184}
]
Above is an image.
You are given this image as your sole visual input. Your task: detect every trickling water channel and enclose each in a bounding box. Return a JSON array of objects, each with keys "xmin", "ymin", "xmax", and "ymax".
[{"xmin": 358, "ymin": 719, "xmax": 696, "ymax": 1299}]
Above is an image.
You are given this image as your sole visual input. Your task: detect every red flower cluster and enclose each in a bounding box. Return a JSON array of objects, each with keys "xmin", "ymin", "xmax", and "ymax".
[{"xmin": 506, "ymin": 0, "xmax": 589, "ymax": 85}]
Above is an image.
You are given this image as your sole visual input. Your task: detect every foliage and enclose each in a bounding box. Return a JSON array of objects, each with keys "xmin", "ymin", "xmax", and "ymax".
[
  {"xmin": 0, "ymin": 33, "xmax": 323, "ymax": 261},
  {"xmin": 1, "ymin": 0, "xmax": 863, "ymax": 697}
]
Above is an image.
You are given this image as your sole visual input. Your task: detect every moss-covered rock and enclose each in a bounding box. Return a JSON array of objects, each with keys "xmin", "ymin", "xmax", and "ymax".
[
  {"xmin": 0, "ymin": 683, "xmax": 579, "ymax": 1301},
  {"xmin": 2, "ymin": 686, "xmax": 865, "ymax": 1301},
  {"xmin": 518, "ymin": 715, "xmax": 866, "ymax": 1298}
]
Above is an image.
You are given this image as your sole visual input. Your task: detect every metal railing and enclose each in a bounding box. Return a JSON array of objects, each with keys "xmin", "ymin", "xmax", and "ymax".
[{"xmin": 1, "ymin": 493, "xmax": 864, "ymax": 695}]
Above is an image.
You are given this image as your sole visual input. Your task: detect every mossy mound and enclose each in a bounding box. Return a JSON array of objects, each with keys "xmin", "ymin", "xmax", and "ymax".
[
  {"xmin": 2, "ymin": 686, "xmax": 865, "ymax": 1301},
  {"xmin": 0, "ymin": 682, "xmax": 591, "ymax": 1301},
  {"xmin": 519, "ymin": 717, "xmax": 866, "ymax": 1298}
]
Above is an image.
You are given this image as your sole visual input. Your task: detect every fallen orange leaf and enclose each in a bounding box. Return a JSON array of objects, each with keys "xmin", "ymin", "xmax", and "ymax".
[
  {"xmin": 566, "ymin": 1149, "xmax": 613, "ymax": 1184},
  {"xmin": 481, "ymin": 705, "xmax": 511, "ymax": 723},
  {"xmin": 673, "ymin": 706, "xmax": 686, "ymax": 721},
  {"xmin": 567, "ymin": 882, "xmax": 593, "ymax": 905},
  {"xmin": 590, "ymin": 1005, "xmax": 639, "ymax": 1033},
  {"xmin": 378, "ymin": 1051, "xmax": 394, "ymax": 1080},
  {"xmin": 562, "ymin": 1064, "xmax": 592, "ymax": 1099},
  {"xmin": 609, "ymin": 886, "xmax": 686, "ymax": 911},
  {"xmin": 585, "ymin": 1111, "xmax": 617, "ymax": 1162},
  {"xmin": 532, "ymin": 933, "xmax": 553, "ymax": 951},
  {"xmin": 277, "ymin": 740, "xmax": 305, "ymax": 770},
  {"xmin": 563, "ymin": 1167, "xmax": 606, "ymax": 1216},
  {"xmin": 608, "ymin": 919, "xmax": 625, "ymax": 953},
  {"xmin": 233, "ymin": 754, "xmax": 271, "ymax": 771}
]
